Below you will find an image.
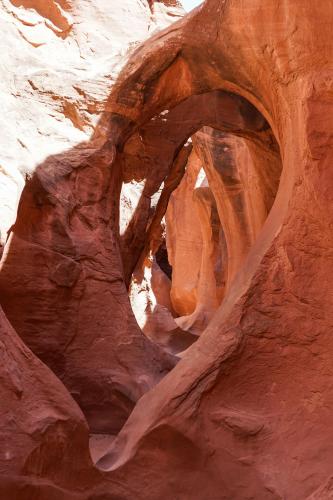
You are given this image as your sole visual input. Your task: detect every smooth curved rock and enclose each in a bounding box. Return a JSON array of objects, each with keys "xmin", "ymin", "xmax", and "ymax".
[
  {"xmin": 166, "ymin": 149, "xmax": 225, "ymax": 333},
  {"xmin": 0, "ymin": 0, "xmax": 183, "ymax": 249},
  {"xmin": 95, "ymin": 1, "xmax": 333, "ymax": 498},
  {"xmin": 0, "ymin": 140, "xmax": 176, "ymax": 435},
  {"xmin": 2, "ymin": 0, "xmax": 333, "ymax": 498},
  {"xmin": 0, "ymin": 0, "xmax": 181, "ymax": 434},
  {"xmin": 0, "ymin": 305, "xmax": 97, "ymax": 499},
  {"xmin": 116, "ymin": 90, "xmax": 274, "ymax": 284}
]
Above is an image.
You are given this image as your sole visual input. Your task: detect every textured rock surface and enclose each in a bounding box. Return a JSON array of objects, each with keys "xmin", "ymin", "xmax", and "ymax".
[
  {"xmin": 2, "ymin": 0, "xmax": 333, "ymax": 499},
  {"xmin": 0, "ymin": 0, "xmax": 182, "ymax": 433},
  {"xmin": 122, "ymin": 89, "xmax": 275, "ymax": 337},
  {"xmin": 194, "ymin": 127, "xmax": 281, "ymax": 289},
  {"xmin": 95, "ymin": 1, "xmax": 333, "ymax": 498},
  {"xmin": 0, "ymin": 305, "xmax": 96, "ymax": 499},
  {"xmin": 0, "ymin": 0, "xmax": 182, "ymax": 251},
  {"xmin": 166, "ymin": 150, "xmax": 208, "ymax": 316},
  {"xmin": 117, "ymin": 90, "xmax": 272, "ymax": 285},
  {"xmin": 129, "ymin": 253, "xmax": 197, "ymax": 354},
  {"xmin": 160, "ymin": 122, "xmax": 280, "ymax": 336}
]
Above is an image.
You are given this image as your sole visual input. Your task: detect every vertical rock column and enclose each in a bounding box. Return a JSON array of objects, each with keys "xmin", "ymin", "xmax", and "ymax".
[
  {"xmin": 194, "ymin": 128, "xmax": 281, "ymax": 290},
  {"xmin": 174, "ymin": 182, "xmax": 222, "ymax": 334},
  {"xmin": 166, "ymin": 150, "xmax": 204, "ymax": 317}
]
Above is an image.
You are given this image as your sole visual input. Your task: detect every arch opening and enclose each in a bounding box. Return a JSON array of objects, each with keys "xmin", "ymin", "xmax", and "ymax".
[
  {"xmin": 89, "ymin": 89, "xmax": 282, "ymax": 464},
  {"xmin": 119, "ymin": 89, "xmax": 282, "ymax": 354}
]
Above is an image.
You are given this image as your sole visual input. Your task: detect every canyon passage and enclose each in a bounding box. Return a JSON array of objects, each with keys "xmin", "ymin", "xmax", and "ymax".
[{"xmin": 1, "ymin": 1, "xmax": 333, "ymax": 499}]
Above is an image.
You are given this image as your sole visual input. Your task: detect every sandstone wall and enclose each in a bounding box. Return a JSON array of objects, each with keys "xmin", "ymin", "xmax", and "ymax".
[
  {"xmin": 2, "ymin": 1, "xmax": 333, "ymax": 499},
  {"xmin": 95, "ymin": 1, "xmax": 333, "ymax": 498}
]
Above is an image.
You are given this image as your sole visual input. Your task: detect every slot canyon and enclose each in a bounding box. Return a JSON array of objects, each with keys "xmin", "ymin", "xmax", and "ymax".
[{"xmin": 1, "ymin": 0, "xmax": 333, "ymax": 499}]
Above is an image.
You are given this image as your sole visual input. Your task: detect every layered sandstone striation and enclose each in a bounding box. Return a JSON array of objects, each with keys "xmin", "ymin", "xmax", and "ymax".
[{"xmin": 1, "ymin": 0, "xmax": 333, "ymax": 499}]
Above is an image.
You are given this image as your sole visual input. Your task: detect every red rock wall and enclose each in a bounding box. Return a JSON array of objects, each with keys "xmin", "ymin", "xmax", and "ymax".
[
  {"xmin": 95, "ymin": 1, "xmax": 333, "ymax": 497},
  {"xmin": 2, "ymin": 1, "xmax": 333, "ymax": 499}
]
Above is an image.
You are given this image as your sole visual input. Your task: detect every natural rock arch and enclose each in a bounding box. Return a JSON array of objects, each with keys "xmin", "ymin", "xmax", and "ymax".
[
  {"xmin": 117, "ymin": 90, "xmax": 280, "ymax": 283},
  {"xmin": 116, "ymin": 89, "xmax": 281, "ymax": 338},
  {"xmin": 95, "ymin": 1, "xmax": 333, "ymax": 499},
  {"xmin": 1, "ymin": 0, "xmax": 333, "ymax": 498}
]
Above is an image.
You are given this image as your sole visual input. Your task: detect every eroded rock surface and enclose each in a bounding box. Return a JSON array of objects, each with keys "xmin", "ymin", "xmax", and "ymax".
[
  {"xmin": 0, "ymin": 305, "xmax": 96, "ymax": 499},
  {"xmin": 95, "ymin": 1, "xmax": 333, "ymax": 498},
  {"xmin": 0, "ymin": 0, "xmax": 183, "ymax": 250},
  {"xmin": 2, "ymin": 0, "xmax": 333, "ymax": 499},
  {"xmin": 0, "ymin": 0, "xmax": 182, "ymax": 436}
]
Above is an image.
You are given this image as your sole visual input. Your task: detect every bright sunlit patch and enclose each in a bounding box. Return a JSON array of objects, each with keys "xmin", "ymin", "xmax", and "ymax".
[
  {"xmin": 181, "ymin": 0, "xmax": 203, "ymax": 12},
  {"xmin": 119, "ymin": 180, "xmax": 146, "ymax": 236}
]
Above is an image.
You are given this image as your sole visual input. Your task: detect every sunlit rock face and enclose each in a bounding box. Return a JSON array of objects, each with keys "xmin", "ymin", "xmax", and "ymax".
[
  {"xmin": 0, "ymin": 0, "xmax": 182, "ymax": 450},
  {"xmin": 2, "ymin": 0, "xmax": 333, "ymax": 499},
  {"xmin": 123, "ymin": 91, "xmax": 278, "ymax": 337},
  {"xmin": 154, "ymin": 126, "xmax": 280, "ymax": 336},
  {"xmin": 0, "ymin": 0, "xmax": 183, "ymax": 251}
]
